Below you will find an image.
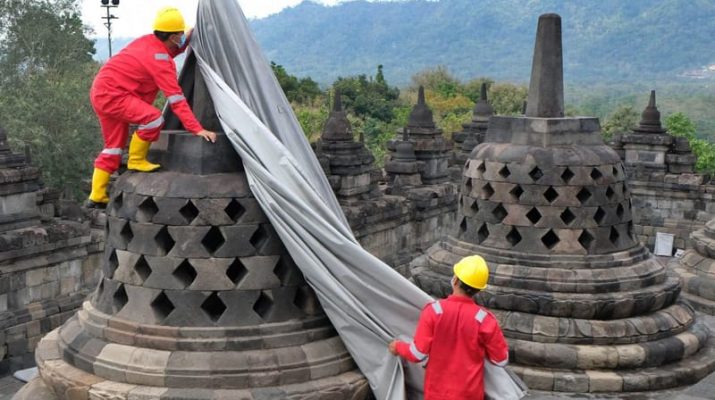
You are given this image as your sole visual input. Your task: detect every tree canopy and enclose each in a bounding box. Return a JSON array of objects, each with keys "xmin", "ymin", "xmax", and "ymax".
[{"xmin": 0, "ymin": 0, "xmax": 100, "ymax": 198}]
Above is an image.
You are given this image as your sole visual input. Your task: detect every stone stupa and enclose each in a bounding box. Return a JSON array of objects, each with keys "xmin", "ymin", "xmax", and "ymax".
[
  {"xmin": 14, "ymin": 53, "xmax": 368, "ymax": 400},
  {"xmin": 451, "ymin": 82, "xmax": 494, "ymax": 172},
  {"xmin": 410, "ymin": 13, "xmax": 715, "ymax": 393}
]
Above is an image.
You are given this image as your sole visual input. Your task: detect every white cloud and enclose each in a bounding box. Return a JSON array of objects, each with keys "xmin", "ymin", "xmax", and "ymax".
[{"xmin": 81, "ymin": 0, "xmax": 343, "ymax": 38}]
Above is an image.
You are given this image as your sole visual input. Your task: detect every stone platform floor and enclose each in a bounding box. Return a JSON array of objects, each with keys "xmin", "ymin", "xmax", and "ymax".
[{"xmin": 0, "ymin": 375, "xmax": 711, "ymax": 400}]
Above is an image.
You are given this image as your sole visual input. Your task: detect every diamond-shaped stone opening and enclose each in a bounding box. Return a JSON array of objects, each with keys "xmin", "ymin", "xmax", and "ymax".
[
  {"xmin": 155, "ymin": 226, "xmax": 176, "ymax": 255},
  {"xmin": 616, "ymin": 204, "xmax": 625, "ymax": 219},
  {"xmin": 464, "ymin": 178, "xmax": 473, "ymax": 193},
  {"xmin": 120, "ymin": 221, "xmax": 133, "ymax": 245},
  {"xmin": 541, "ymin": 229, "xmax": 560, "ymax": 250},
  {"xmin": 138, "ymin": 197, "xmax": 159, "ymax": 221},
  {"xmin": 201, "ymin": 292, "xmax": 227, "ymax": 323},
  {"xmin": 225, "ymin": 199, "xmax": 246, "ymax": 223},
  {"xmin": 477, "ymin": 223, "xmax": 489, "ymax": 244},
  {"xmin": 294, "ymin": 285, "xmax": 319, "ymax": 315},
  {"xmin": 249, "ymin": 225, "xmax": 270, "ymax": 253},
  {"xmin": 112, "ymin": 284, "xmax": 128, "ymax": 313},
  {"xmin": 202, "ymin": 226, "xmax": 226, "ymax": 254},
  {"xmin": 622, "ymin": 182, "xmax": 629, "ymax": 196},
  {"xmin": 106, "ymin": 250, "xmax": 119, "ymax": 279},
  {"xmin": 609, "ymin": 226, "xmax": 620, "ymax": 245},
  {"xmin": 173, "ymin": 259, "xmax": 197, "ymax": 288},
  {"xmin": 577, "ymin": 187, "xmax": 592, "ymax": 204},
  {"xmin": 561, "ymin": 168, "xmax": 575, "ymax": 184},
  {"xmin": 470, "ymin": 199, "xmax": 479, "ymax": 214},
  {"xmin": 578, "ymin": 230, "xmax": 595, "ymax": 250},
  {"xmin": 506, "ymin": 227, "xmax": 522, "ymax": 247},
  {"xmin": 459, "ymin": 217, "xmax": 467, "ymax": 232},
  {"xmin": 529, "ymin": 166, "xmax": 544, "ymax": 182},
  {"xmin": 560, "ymin": 208, "xmax": 576, "ymax": 225},
  {"xmin": 510, "ymin": 185, "xmax": 524, "ymax": 200},
  {"xmin": 590, "ymin": 168, "xmax": 603, "ymax": 182},
  {"xmin": 477, "ymin": 162, "xmax": 486, "ymax": 175},
  {"xmin": 111, "ymin": 192, "xmax": 124, "ymax": 212},
  {"xmin": 273, "ymin": 257, "xmax": 295, "ymax": 285},
  {"xmin": 613, "ymin": 166, "xmax": 619, "ymax": 177},
  {"xmin": 226, "ymin": 258, "xmax": 248, "ymax": 286},
  {"xmin": 253, "ymin": 291, "xmax": 274, "ymax": 320},
  {"xmin": 134, "ymin": 255, "xmax": 152, "ymax": 283},
  {"xmin": 543, "ymin": 186, "xmax": 559, "ymax": 203},
  {"xmin": 594, "ymin": 207, "xmax": 606, "ymax": 224},
  {"xmin": 606, "ymin": 186, "xmax": 615, "ymax": 200},
  {"xmin": 482, "ymin": 183, "xmax": 495, "ymax": 199},
  {"xmin": 150, "ymin": 291, "xmax": 175, "ymax": 322},
  {"xmin": 498, "ymin": 165, "xmax": 511, "ymax": 179},
  {"xmin": 526, "ymin": 207, "xmax": 542, "ymax": 224},
  {"xmin": 179, "ymin": 201, "xmax": 199, "ymax": 224},
  {"xmin": 492, "ymin": 204, "xmax": 507, "ymax": 222}
]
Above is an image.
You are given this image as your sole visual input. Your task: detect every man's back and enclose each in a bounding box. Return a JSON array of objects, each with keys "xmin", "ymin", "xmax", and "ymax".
[{"xmin": 412, "ymin": 295, "xmax": 508, "ymax": 400}]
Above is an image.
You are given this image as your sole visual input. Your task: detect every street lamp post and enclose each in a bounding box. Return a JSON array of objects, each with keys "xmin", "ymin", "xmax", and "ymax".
[{"xmin": 100, "ymin": 0, "xmax": 120, "ymax": 58}]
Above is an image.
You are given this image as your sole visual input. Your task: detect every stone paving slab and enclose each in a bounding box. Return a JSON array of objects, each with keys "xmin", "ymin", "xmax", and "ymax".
[{"xmin": 0, "ymin": 376, "xmax": 23, "ymax": 400}]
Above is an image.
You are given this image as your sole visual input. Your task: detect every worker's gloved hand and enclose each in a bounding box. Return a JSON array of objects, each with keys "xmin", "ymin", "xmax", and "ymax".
[
  {"xmin": 388, "ymin": 340, "xmax": 399, "ymax": 355},
  {"xmin": 197, "ymin": 129, "xmax": 217, "ymax": 143}
]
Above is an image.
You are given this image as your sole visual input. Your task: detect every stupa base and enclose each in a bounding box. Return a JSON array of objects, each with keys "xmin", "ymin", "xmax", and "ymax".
[{"xmin": 14, "ymin": 328, "xmax": 370, "ymax": 400}]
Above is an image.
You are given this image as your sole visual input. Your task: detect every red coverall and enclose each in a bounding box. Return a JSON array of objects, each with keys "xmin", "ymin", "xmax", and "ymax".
[
  {"xmin": 90, "ymin": 34, "xmax": 203, "ymax": 173},
  {"xmin": 395, "ymin": 295, "xmax": 509, "ymax": 400}
]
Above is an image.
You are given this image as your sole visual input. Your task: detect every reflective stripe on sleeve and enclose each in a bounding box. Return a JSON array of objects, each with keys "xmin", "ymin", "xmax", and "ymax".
[
  {"xmin": 475, "ymin": 309, "xmax": 488, "ymax": 323},
  {"xmin": 167, "ymin": 94, "xmax": 185, "ymax": 104},
  {"xmin": 409, "ymin": 342, "xmax": 427, "ymax": 362},
  {"xmin": 138, "ymin": 116, "xmax": 164, "ymax": 131},
  {"xmin": 154, "ymin": 53, "xmax": 170, "ymax": 61},
  {"xmin": 431, "ymin": 301, "xmax": 443, "ymax": 315},
  {"xmin": 101, "ymin": 148, "xmax": 122, "ymax": 155}
]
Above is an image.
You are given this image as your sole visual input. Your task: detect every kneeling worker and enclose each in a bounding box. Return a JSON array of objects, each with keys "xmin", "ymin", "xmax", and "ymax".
[
  {"xmin": 87, "ymin": 6, "xmax": 217, "ymax": 208},
  {"xmin": 389, "ymin": 255, "xmax": 509, "ymax": 400}
]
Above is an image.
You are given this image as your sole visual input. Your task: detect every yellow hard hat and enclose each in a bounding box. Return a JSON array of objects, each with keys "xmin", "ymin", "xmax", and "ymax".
[
  {"xmin": 453, "ymin": 255, "xmax": 489, "ymax": 290},
  {"xmin": 153, "ymin": 7, "xmax": 185, "ymax": 33}
]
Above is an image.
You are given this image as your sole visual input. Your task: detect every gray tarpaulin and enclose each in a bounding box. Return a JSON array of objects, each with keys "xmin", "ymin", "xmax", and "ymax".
[{"xmin": 189, "ymin": 1, "xmax": 526, "ymax": 399}]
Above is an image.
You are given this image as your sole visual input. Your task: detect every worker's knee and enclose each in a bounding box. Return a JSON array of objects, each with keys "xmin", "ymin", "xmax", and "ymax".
[
  {"xmin": 94, "ymin": 154, "xmax": 121, "ymax": 173},
  {"xmin": 136, "ymin": 114, "xmax": 164, "ymax": 142}
]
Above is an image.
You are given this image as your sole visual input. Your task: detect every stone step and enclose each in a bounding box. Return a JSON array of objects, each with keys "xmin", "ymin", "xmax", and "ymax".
[
  {"xmin": 677, "ymin": 268, "xmax": 715, "ymax": 304},
  {"xmin": 512, "ymin": 334, "xmax": 715, "ymax": 393},
  {"xmin": 481, "ymin": 275, "xmax": 681, "ymax": 319},
  {"xmin": 680, "ymin": 292, "xmax": 715, "ymax": 316},
  {"xmin": 493, "ymin": 302, "xmax": 695, "ymax": 345},
  {"xmin": 509, "ymin": 319, "xmax": 708, "ymax": 370}
]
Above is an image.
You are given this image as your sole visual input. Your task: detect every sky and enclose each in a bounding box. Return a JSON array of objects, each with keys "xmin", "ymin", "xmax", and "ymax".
[{"xmin": 81, "ymin": 0, "xmax": 343, "ymax": 38}]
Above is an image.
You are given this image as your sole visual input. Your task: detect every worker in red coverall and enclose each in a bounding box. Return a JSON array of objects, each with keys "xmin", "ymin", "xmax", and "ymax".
[
  {"xmin": 389, "ymin": 255, "xmax": 509, "ymax": 400},
  {"xmin": 87, "ymin": 6, "xmax": 217, "ymax": 208}
]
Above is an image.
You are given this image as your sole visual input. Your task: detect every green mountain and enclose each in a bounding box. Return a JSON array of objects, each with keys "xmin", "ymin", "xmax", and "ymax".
[{"xmin": 250, "ymin": 0, "xmax": 715, "ymax": 85}]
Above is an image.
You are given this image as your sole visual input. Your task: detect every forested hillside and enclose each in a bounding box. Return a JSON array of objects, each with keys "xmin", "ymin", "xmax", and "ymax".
[{"xmin": 248, "ymin": 0, "xmax": 715, "ymax": 85}]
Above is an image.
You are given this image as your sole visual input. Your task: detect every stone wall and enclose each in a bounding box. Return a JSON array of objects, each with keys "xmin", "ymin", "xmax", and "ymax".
[
  {"xmin": 0, "ymin": 221, "xmax": 102, "ymax": 374},
  {"xmin": 611, "ymin": 92, "xmax": 715, "ymax": 253},
  {"xmin": 628, "ymin": 173, "xmax": 715, "ymax": 252},
  {"xmin": 347, "ymin": 185, "xmax": 458, "ymax": 274}
]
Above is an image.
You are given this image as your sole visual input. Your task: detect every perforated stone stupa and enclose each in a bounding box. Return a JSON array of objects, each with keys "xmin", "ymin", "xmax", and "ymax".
[
  {"xmin": 14, "ymin": 54, "xmax": 368, "ymax": 400},
  {"xmin": 315, "ymin": 91, "xmax": 380, "ymax": 202},
  {"xmin": 410, "ymin": 13, "xmax": 715, "ymax": 393}
]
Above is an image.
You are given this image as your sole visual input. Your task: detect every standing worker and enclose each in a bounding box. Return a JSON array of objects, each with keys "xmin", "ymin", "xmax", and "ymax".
[
  {"xmin": 87, "ymin": 6, "xmax": 217, "ymax": 208},
  {"xmin": 389, "ymin": 255, "xmax": 509, "ymax": 400}
]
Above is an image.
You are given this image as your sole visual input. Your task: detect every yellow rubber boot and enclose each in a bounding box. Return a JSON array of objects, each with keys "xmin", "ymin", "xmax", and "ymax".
[
  {"xmin": 87, "ymin": 168, "xmax": 111, "ymax": 208},
  {"xmin": 127, "ymin": 133, "xmax": 161, "ymax": 172}
]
